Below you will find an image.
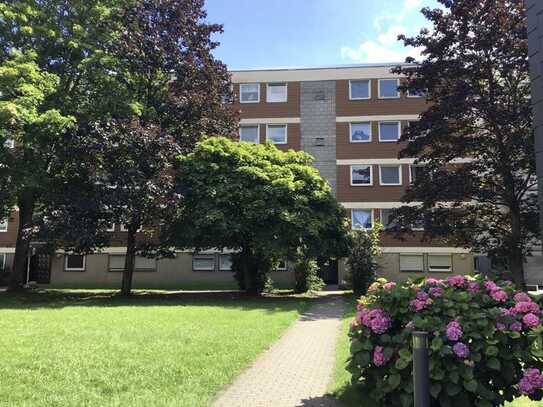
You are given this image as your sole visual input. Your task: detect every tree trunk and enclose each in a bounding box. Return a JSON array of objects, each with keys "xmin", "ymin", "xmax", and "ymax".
[
  {"xmin": 7, "ymin": 194, "xmax": 35, "ymax": 291},
  {"xmin": 120, "ymin": 225, "xmax": 137, "ymax": 296},
  {"xmin": 509, "ymin": 208, "xmax": 526, "ymax": 291}
]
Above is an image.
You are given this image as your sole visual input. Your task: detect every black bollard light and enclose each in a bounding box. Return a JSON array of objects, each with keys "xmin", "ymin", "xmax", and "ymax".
[{"xmin": 413, "ymin": 331, "xmax": 430, "ymax": 407}]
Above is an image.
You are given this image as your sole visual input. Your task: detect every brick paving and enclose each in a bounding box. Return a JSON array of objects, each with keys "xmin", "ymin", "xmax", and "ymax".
[{"xmin": 213, "ymin": 295, "xmax": 347, "ymax": 407}]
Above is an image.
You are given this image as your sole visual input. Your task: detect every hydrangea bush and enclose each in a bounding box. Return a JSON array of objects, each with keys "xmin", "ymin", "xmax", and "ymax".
[{"xmin": 348, "ymin": 275, "xmax": 543, "ymax": 407}]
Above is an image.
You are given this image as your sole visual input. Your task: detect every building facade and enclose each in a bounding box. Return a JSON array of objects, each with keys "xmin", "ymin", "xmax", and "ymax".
[{"xmin": 0, "ymin": 64, "xmax": 477, "ymax": 289}]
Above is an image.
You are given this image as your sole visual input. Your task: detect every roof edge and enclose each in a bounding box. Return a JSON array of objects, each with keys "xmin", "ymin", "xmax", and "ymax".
[{"xmin": 228, "ymin": 62, "xmax": 412, "ymax": 73}]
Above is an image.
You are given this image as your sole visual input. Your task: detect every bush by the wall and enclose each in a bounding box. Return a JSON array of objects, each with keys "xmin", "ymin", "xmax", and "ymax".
[
  {"xmin": 293, "ymin": 256, "xmax": 324, "ymax": 293},
  {"xmin": 348, "ymin": 275, "xmax": 543, "ymax": 407},
  {"xmin": 346, "ymin": 224, "xmax": 381, "ymax": 297}
]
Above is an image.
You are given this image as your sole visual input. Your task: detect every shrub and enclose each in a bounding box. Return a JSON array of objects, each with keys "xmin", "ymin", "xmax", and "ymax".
[
  {"xmin": 346, "ymin": 223, "xmax": 381, "ymax": 297},
  {"xmin": 293, "ymin": 256, "xmax": 324, "ymax": 293},
  {"xmin": 348, "ymin": 275, "xmax": 543, "ymax": 407},
  {"xmin": 231, "ymin": 251, "xmax": 273, "ymax": 295}
]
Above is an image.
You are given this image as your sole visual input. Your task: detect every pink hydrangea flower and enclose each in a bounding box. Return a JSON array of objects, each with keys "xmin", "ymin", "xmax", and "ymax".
[
  {"xmin": 484, "ymin": 280, "xmax": 498, "ymax": 292},
  {"xmin": 510, "ymin": 321, "xmax": 523, "ymax": 332},
  {"xmin": 360, "ymin": 308, "xmax": 392, "ymax": 334},
  {"xmin": 453, "ymin": 342, "xmax": 469, "ymax": 358},
  {"xmin": 490, "ymin": 289, "xmax": 508, "ymax": 302},
  {"xmin": 467, "ymin": 281, "xmax": 480, "ymax": 293},
  {"xmin": 416, "ymin": 291, "xmax": 429, "ymax": 301},
  {"xmin": 425, "ymin": 278, "xmax": 442, "ymax": 286},
  {"xmin": 383, "ymin": 282, "xmax": 396, "ymax": 290},
  {"xmin": 446, "ymin": 320, "xmax": 463, "ymax": 341},
  {"xmin": 523, "ymin": 313, "xmax": 540, "ymax": 328},
  {"xmin": 500, "ymin": 307, "xmax": 514, "ymax": 317},
  {"xmin": 429, "ymin": 287, "xmax": 443, "ymax": 297},
  {"xmin": 496, "ymin": 322, "xmax": 506, "ymax": 331},
  {"xmin": 447, "ymin": 275, "xmax": 466, "ymax": 287},
  {"xmin": 513, "ymin": 301, "xmax": 540, "ymax": 315},
  {"xmin": 519, "ymin": 368, "xmax": 543, "ymax": 395},
  {"xmin": 373, "ymin": 346, "xmax": 386, "ymax": 367},
  {"xmin": 514, "ymin": 292, "xmax": 531, "ymax": 303}
]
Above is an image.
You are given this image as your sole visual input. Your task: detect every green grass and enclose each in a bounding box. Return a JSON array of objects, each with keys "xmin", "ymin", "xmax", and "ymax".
[
  {"xmin": 0, "ymin": 289, "xmax": 311, "ymax": 406},
  {"xmin": 329, "ymin": 299, "xmax": 542, "ymax": 407}
]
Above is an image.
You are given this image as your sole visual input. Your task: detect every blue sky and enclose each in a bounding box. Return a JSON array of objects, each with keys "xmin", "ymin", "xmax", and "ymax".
[{"xmin": 204, "ymin": 0, "xmax": 440, "ymax": 69}]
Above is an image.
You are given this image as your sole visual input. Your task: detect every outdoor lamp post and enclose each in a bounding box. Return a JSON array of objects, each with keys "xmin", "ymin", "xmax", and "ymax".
[{"xmin": 413, "ymin": 331, "xmax": 430, "ymax": 407}]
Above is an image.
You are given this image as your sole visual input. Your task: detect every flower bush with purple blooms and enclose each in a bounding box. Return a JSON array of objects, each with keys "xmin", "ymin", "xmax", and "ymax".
[{"xmin": 348, "ymin": 275, "xmax": 543, "ymax": 406}]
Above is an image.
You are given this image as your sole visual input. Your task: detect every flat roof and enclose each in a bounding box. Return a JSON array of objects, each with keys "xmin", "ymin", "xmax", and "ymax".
[{"xmin": 229, "ymin": 62, "xmax": 406, "ymax": 73}]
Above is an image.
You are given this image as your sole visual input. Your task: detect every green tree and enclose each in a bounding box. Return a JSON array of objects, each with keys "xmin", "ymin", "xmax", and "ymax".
[
  {"xmin": 163, "ymin": 137, "xmax": 350, "ymax": 295},
  {"xmin": 393, "ymin": 0, "xmax": 537, "ymax": 289},
  {"xmin": 346, "ymin": 223, "xmax": 382, "ymax": 297}
]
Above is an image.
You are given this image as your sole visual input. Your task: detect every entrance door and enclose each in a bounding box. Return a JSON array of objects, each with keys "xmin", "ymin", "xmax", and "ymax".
[
  {"xmin": 29, "ymin": 254, "xmax": 51, "ymax": 284},
  {"xmin": 318, "ymin": 259, "xmax": 338, "ymax": 284}
]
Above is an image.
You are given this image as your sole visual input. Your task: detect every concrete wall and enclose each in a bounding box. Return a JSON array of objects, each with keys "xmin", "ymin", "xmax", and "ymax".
[
  {"xmin": 527, "ymin": 0, "xmax": 543, "ymax": 243},
  {"xmin": 338, "ymin": 252, "xmax": 474, "ymax": 285},
  {"xmin": 300, "ymin": 81, "xmax": 337, "ymax": 194},
  {"xmin": 48, "ymin": 253, "xmax": 295, "ymax": 289}
]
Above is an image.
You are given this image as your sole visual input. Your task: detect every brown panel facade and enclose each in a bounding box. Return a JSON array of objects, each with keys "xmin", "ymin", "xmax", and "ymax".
[
  {"xmin": 0, "ymin": 210, "xmax": 18, "ymax": 247},
  {"xmin": 335, "ymin": 79, "xmax": 428, "ymax": 117},
  {"xmin": 336, "ymin": 121, "xmax": 409, "ymax": 159},
  {"xmin": 336, "ymin": 164, "xmax": 410, "ymax": 202},
  {"xmin": 232, "ymin": 82, "xmax": 300, "ymax": 118}
]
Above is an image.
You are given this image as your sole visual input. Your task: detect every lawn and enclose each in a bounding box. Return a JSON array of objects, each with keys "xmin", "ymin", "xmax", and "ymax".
[
  {"xmin": 330, "ymin": 298, "xmax": 541, "ymax": 407},
  {"xmin": 0, "ymin": 289, "xmax": 311, "ymax": 406}
]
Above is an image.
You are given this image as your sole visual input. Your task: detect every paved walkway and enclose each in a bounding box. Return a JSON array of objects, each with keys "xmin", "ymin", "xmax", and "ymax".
[{"xmin": 213, "ymin": 295, "xmax": 347, "ymax": 407}]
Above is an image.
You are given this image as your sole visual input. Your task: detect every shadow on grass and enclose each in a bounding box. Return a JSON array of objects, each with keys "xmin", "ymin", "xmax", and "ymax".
[{"xmin": 0, "ymin": 289, "xmax": 351, "ymax": 312}]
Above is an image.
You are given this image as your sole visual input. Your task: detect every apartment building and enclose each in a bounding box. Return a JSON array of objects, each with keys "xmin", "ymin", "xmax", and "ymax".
[{"xmin": 0, "ymin": 63, "xmax": 480, "ymax": 288}]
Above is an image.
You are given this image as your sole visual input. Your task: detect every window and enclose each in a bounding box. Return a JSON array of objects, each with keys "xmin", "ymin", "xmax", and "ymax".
[
  {"xmin": 428, "ymin": 255, "xmax": 452, "ymax": 272},
  {"xmin": 266, "ymin": 124, "xmax": 287, "ymax": 144},
  {"xmin": 239, "ymin": 126, "xmax": 260, "ymax": 143},
  {"xmin": 352, "ymin": 209, "xmax": 373, "ymax": 230},
  {"xmin": 379, "ymin": 165, "xmax": 402, "ymax": 186},
  {"xmin": 108, "ymin": 255, "xmax": 156, "ymax": 271},
  {"xmin": 266, "ymin": 83, "xmax": 287, "ymax": 102},
  {"xmin": 120, "ymin": 224, "xmax": 143, "ymax": 232},
  {"xmin": 3, "ymin": 139, "xmax": 14, "ymax": 149},
  {"xmin": 105, "ymin": 224, "xmax": 115, "ymax": 232},
  {"xmin": 239, "ymin": 83, "xmax": 260, "ymax": 103},
  {"xmin": 219, "ymin": 254, "xmax": 232, "ymax": 271},
  {"xmin": 378, "ymin": 79, "xmax": 400, "ymax": 98},
  {"xmin": 275, "ymin": 260, "xmax": 288, "ymax": 271},
  {"xmin": 409, "ymin": 165, "xmax": 425, "ymax": 184},
  {"xmin": 400, "ymin": 254, "xmax": 424, "ymax": 272},
  {"xmin": 407, "ymin": 88, "xmax": 426, "ymax": 98},
  {"xmin": 193, "ymin": 254, "xmax": 215, "ymax": 271},
  {"xmin": 378, "ymin": 121, "xmax": 401, "ymax": 142},
  {"xmin": 349, "ymin": 122, "xmax": 371, "ymax": 143},
  {"xmin": 0, "ymin": 253, "xmax": 5, "ymax": 272},
  {"xmin": 65, "ymin": 255, "xmax": 86, "ymax": 272},
  {"xmin": 350, "ymin": 165, "xmax": 372, "ymax": 186},
  {"xmin": 380, "ymin": 209, "xmax": 398, "ymax": 230},
  {"xmin": 349, "ymin": 80, "xmax": 370, "ymax": 100},
  {"xmin": 0, "ymin": 218, "xmax": 7, "ymax": 232}
]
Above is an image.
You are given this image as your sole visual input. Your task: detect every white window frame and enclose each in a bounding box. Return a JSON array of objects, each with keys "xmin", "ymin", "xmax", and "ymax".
[
  {"xmin": 351, "ymin": 209, "xmax": 374, "ymax": 230},
  {"xmin": 266, "ymin": 124, "xmax": 288, "ymax": 145},
  {"xmin": 0, "ymin": 253, "xmax": 5, "ymax": 272},
  {"xmin": 349, "ymin": 122, "xmax": 372, "ymax": 143},
  {"xmin": 428, "ymin": 254, "xmax": 453, "ymax": 272},
  {"xmin": 400, "ymin": 254, "xmax": 424, "ymax": 272},
  {"xmin": 378, "ymin": 121, "xmax": 401, "ymax": 143},
  {"xmin": 407, "ymin": 88, "xmax": 425, "ymax": 98},
  {"xmin": 380, "ymin": 208, "xmax": 397, "ymax": 230},
  {"xmin": 64, "ymin": 255, "xmax": 86, "ymax": 271},
  {"xmin": 409, "ymin": 164, "xmax": 424, "ymax": 185},
  {"xmin": 275, "ymin": 260, "xmax": 288, "ymax": 271},
  {"xmin": 266, "ymin": 82, "xmax": 288, "ymax": 103},
  {"xmin": 239, "ymin": 125, "xmax": 260, "ymax": 144},
  {"xmin": 378, "ymin": 79, "xmax": 400, "ymax": 99},
  {"xmin": 350, "ymin": 164, "xmax": 373, "ymax": 186},
  {"xmin": 349, "ymin": 79, "xmax": 371, "ymax": 100},
  {"xmin": 120, "ymin": 224, "xmax": 142, "ymax": 232},
  {"xmin": 4, "ymin": 139, "xmax": 14, "ymax": 149},
  {"xmin": 106, "ymin": 223, "xmax": 115, "ymax": 232},
  {"xmin": 0, "ymin": 218, "xmax": 7, "ymax": 232},
  {"xmin": 192, "ymin": 254, "xmax": 216, "ymax": 271},
  {"xmin": 219, "ymin": 254, "xmax": 232, "ymax": 271},
  {"xmin": 379, "ymin": 165, "xmax": 402, "ymax": 186},
  {"xmin": 239, "ymin": 83, "xmax": 260, "ymax": 103}
]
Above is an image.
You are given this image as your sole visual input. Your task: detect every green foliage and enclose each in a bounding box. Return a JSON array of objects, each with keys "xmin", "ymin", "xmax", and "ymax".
[
  {"xmin": 348, "ymin": 276, "xmax": 543, "ymax": 406},
  {"xmin": 164, "ymin": 137, "xmax": 350, "ymax": 294},
  {"xmin": 393, "ymin": 0, "xmax": 537, "ymax": 287},
  {"xmin": 293, "ymin": 256, "xmax": 324, "ymax": 294},
  {"xmin": 346, "ymin": 223, "xmax": 382, "ymax": 297}
]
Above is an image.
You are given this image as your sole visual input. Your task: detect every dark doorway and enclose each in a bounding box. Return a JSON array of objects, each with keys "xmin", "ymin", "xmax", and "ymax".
[
  {"xmin": 29, "ymin": 253, "xmax": 51, "ymax": 284},
  {"xmin": 318, "ymin": 259, "xmax": 338, "ymax": 285}
]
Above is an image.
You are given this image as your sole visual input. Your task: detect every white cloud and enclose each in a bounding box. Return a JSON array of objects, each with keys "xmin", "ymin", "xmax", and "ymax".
[
  {"xmin": 404, "ymin": 0, "xmax": 422, "ymax": 9},
  {"xmin": 340, "ymin": 42, "xmax": 421, "ymax": 64},
  {"xmin": 377, "ymin": 25, "xmax": 406, "ymax": 46}
]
